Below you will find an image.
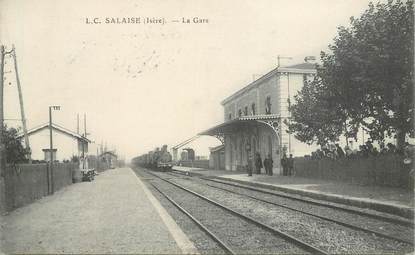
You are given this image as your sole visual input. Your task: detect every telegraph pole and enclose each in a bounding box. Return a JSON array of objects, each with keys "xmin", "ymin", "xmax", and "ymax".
[
  {"xmin": 48, "ymin": 105, "xmax": 60, "ymax": 194},
  {"xmin": 49, "ymin": 107, "xmax": 53, "ymax": 194},
  {"xmin": 12, "ymin": 45, "xmax": 31, "ymax": 163},
  {"xmin": 80, "ymin": 113, "xmax": 90, "ymax": 170},
  {"xmin": 96, "ymin": 147, "xmax": 99, "ymax": 171},
  {"xmin": 0, "ymin": 45, "xmax": 5, "ymax": 178},
  {"xmin": 84, "ymin": 113, "xmax": 87, "ymax": 137},
  {"xmin": 82, "ymin": 114, "xmax": 87, "ymax": 169}
]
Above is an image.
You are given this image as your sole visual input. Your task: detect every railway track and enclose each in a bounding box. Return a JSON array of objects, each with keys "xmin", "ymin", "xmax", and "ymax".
[
  {"xmin": 169, "ymin": 169, "xmax": 414, "ymax": 229},
  {"xmin": 204, "ymin": 182, "xmax": 414, "ymax": 245},
  {"xmin": 150, "ymin": 184, "xmax": 236, "ymax": 254},
  {"xmin": 164, "ymin": 171, "xmax": 414, "ymax": 251},
  {"xmin": 134, "ymin": 168, "xmax": 413, "ymax": 254},
  {"xmin": 206, "ymin": 178, "xmax": 413, "ymax": 226},
  {"xmin": 139, "ymin": 168, "xmax": 328, "ymax": 254},
  {"xmin": 170, "ymin": 170, "xmax": 413, "ymax": 227},
  {"xmin": 136, "ymin": 171, "xmax": 228, "ymax": 254}
]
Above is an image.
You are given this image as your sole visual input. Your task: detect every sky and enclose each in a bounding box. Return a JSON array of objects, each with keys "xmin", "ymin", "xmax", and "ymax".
[{"xmin": 0, "ymin": 0, "xmax": 376, "ymax": 160}]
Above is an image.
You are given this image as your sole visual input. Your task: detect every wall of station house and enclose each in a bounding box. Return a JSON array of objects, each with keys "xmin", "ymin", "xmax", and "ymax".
[
  {"xmin": 222, "ymin": 71, "xmax": 318, "ymax": 173},
  {"xmin": 223, "ymin": 75, "xmax": 279, "ymax": 120},
  {"xmin": 224, "ymin": 125, "xmax": 281, "ymax": 173}
]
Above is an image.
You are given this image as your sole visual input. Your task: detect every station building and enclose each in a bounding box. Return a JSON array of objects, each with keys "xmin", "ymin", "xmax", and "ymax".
[
  {"xmin": 200, "ymin": 62, "xmax": 319, "ymax": 174},
  {"xmin": 17, "ymin": 122, "xmax": 91, "ymax": 162}
]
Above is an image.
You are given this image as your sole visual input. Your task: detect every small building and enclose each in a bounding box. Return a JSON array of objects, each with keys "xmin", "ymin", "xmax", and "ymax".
[
  {"xmin": 200, "ymin": 62, "xmax": 319, "ymax": 174},
  {"xmin": 17, "ymin": 123, "xmax": 91, "ymax": 163},
  {"xmin": 180, "ymin": 150, "xmax": 188, "ymax": 161},
  {"xmin": 209, "ymin": 145, "xmax": 225, "ymax": 170},
  {"xmin": 100, "ymin": 151, "xmax": 117, "ymax": 169}
]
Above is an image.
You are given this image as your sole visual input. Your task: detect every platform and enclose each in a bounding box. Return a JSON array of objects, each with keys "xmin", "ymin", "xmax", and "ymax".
[
  {"xmin": 0, "ymin": 167, "xmax": 197, "ymax": 254},
  {"xmin": 173, "ymin": 166, "xmax": 414, "ymax": 219}
]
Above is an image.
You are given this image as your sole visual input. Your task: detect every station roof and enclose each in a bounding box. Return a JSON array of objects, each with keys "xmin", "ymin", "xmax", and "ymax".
[
  {"xmin": 17, "ymin": 123, "xmax": 91, "ymax": 143},
  {"xmin": 284, "ymin": 62, "xmax": 317, "ymax": 69}
]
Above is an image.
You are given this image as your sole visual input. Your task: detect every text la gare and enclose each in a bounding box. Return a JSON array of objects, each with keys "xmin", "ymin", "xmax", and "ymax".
[{"xmin": 182, "ymin": 17, "xmax": 209, "ymax": 24}]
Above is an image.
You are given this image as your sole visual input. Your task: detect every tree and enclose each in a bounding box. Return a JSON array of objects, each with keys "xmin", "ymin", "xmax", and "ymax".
[
  {"xmin": 3, "ymin": 125, "xmax": 29, "ymax": 164},
  {"xmin": 287, "ymin": 75, "xmax": 348, "ymax": 146},
  {"xmin": 288, "ymin": 0, "xmax": 414, "ymax": 148}
]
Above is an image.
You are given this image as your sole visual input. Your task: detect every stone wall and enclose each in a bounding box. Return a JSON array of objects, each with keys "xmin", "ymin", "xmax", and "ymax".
[
  {"xmin": 294, "ymin": 155, "xmax": 413, "ymax": 189},
  {"xmin": 2, "ymin": 163, "xmax": 76, "ymax": 212}
]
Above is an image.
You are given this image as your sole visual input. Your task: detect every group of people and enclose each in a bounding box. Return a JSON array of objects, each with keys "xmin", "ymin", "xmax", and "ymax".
[
  {"xmin": 281, "ymin": 153, "xmax": 294, "ymax": 176},
  {"xmin": 247, "ymin": 152, "xmax": 294, "ymax": 177},
  {"xmin": 252, "ymin": 153, "xmax": 274, "ymax": 176},
  {"xmin": 310, "ymin": 140, "xmax": 413, "ymax": 160},
  {"xmin": 310, "ymin": 143, "xmax": 347, "ymax": 160}
]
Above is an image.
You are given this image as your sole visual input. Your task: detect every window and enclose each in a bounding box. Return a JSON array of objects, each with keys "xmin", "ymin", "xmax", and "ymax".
[
  {"xmin": 251, "ymin": 103, "xmax": 256, "ymax": 115},
  {"xmin": 228, "ymin": 113, "xmax": 232, "ymax": 120},
  {"xmin": 244, "ymin": 106, "xmax": 248, "ymax": 116},
  {"xmin": 265, "ymin": 96, "xmax": 272, "ymax": 114},
  {"xmin": 43, "ymin": 149, "xmax": 57, "ymax": 162},
  {"xmin": 238, "ymin": 109, "xmax": 242, "ymax": 117}
]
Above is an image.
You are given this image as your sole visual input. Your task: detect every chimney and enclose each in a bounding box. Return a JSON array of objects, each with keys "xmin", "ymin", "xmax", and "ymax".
[{"xmin": 304, "ymin": 56, "xmax": 316, "ymax": 63}]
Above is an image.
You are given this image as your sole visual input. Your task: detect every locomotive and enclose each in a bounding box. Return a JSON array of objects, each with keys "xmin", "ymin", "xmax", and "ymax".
[{"xmin": 133, "ymin": 145, "xmax": 173, "ymax": 171}]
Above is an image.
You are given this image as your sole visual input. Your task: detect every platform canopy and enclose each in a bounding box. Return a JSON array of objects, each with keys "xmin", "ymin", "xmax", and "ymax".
[{"xmin": 198, "ymin": 114, "xmax": 281, "ymax": 143}]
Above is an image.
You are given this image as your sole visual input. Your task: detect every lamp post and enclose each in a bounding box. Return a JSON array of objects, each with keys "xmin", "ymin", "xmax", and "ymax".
[
  {"xmin": 0, "ymin": 46, "xmax": 5, "ymax": 181},
  {"xmin": 91, "ymin": 141, "xmax": 103, "ymax": 172},
  {"xmin": 49, "ymin": 105, "xmax": 60, "ymax": 194}
]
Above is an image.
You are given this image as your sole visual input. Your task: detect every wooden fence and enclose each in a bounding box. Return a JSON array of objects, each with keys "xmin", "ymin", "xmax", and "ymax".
[
  {"xmin": 2, "ymin": 163, "xmax": 76, "ymax": 212},
  {"xmin": 294, "ymin": 154, "xmax": 413, "ymax": 189}
]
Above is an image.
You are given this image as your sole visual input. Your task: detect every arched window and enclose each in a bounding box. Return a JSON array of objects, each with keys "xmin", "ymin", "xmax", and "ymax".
[
  {"xmin": 228, "ymin": 113, "xmax": 232, "ymax": 120},
  {"xmin": 244, "ymin": 106, "xmax": 248, "ymax": 116},
  {"xmin": 238, "ymin": 109, "xmax": 242, "ymax": 117},
  {"xmin": 265, "ymin": 96, "xmax": 272, "ymax": 114},
  {"xmin": 251, "ymin": 103, "xmax": 256, "ymax": 115}
]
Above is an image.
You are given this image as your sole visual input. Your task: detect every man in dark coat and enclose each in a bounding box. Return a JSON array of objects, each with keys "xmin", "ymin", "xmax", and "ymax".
[
  {"xmin": 254, "ymin": 153, "xmax": 263, "ymax": 174},
  {"xmin": 247, "ymin": 158, "xmax": 253, "ymax": 176},
  {"xmin": 264, "ymin": 154, "xmax": 273, "ymax": 176},
  {"xmin": 281, "ymin": 153, "xmax": 288, "ymax": 176}
]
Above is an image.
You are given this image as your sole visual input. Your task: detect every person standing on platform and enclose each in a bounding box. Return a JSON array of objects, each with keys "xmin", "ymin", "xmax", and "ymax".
[
  {"xmin": 254, "ymin": 153, "xmax": 263, "ymax": 174},
  {"xmin": 281, "ymin": 153, "xmax": 288, "ymax": 176},
  {"xmin": 264, "ymin": 154, "xmax": 273, "ymax": 176},
  {"xmin": 287, "ymin": 154, "xmax": 294, "ymax": 176},
  {"xmin": 263, "ymin": 156, "xmax": 268, "ymax": 175},
  {"xmin": 247, "ymin": 154, "xmax": 253, "ymax": 177}
]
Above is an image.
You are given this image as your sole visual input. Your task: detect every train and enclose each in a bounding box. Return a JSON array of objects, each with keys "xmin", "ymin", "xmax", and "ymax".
[{"xmin": 132, "ymin": 145, "xmax": 173, "ymax": 171}]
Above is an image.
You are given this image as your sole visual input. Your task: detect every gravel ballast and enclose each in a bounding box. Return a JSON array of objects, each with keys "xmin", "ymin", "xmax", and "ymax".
[
  {"xmin": 137, "ymin": 169, "xmax": 309, "ymax": 254},
  {"xmin": 133, "ymin": 169, "xmax": 225, "ymax": 254},
  {"xmin": 201, "ymin": 178, "xmax": 414, "ymax": 242},
  {"xmin": 163, "ymin": 173, "xmax": 413, "ymax": 254}
]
